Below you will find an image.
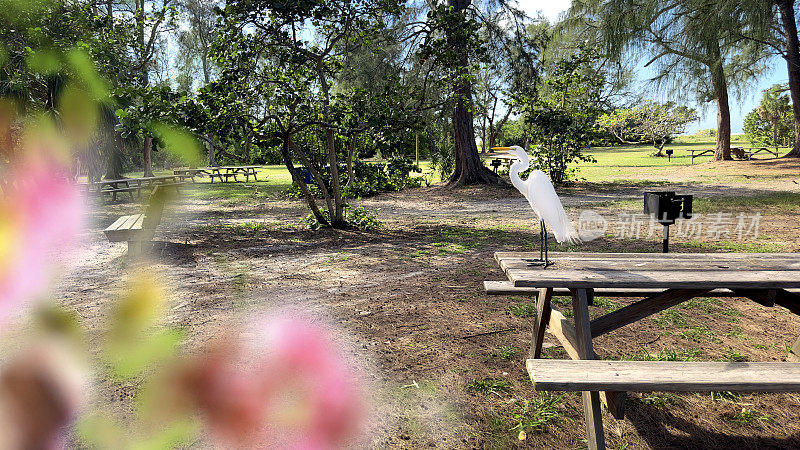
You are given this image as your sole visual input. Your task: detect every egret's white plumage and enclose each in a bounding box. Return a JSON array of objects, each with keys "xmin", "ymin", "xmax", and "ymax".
[{"xmin": 504, "ymin": 146, "xmax": 580, "ymax": 244}]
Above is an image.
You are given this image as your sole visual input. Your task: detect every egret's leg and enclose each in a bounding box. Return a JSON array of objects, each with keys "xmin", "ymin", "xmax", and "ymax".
[
  {"xmin": 539, "ymin": 219, "xmax": 545, "ymax": 261},
  {"xmin": 544, "ymin": 224, "xmax": 549, "ymax": 267},
  {"xmin": 525, "ymin": 220, "xmax": 548, "ymax": 266}
]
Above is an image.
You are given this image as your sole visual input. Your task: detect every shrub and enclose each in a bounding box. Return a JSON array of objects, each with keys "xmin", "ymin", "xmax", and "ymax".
[
  {"xmin": 288, "ymin": 156, "xmax": 421, "ymax": 199},
  {"xmin": 304, "ymin": 204, "xmax": 382, "ymax": 231}
]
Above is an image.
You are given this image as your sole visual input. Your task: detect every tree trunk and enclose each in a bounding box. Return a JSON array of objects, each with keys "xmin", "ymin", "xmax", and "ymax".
[
  {"xmin": 208, "ymin": 141, "xmax": 216, "ymax": 166},
  {"xmin": 346, "ymin": 137, "xmax": 355, "ymax": 189},
  {"xmin": 282, "ymin": 133, "xmax": 327, "ymax": 225},
  {"xmin": 104, "ymin": 133, "xmax": 123, "ymax": 180},
  {"xmin": 480, "ymin": 115, "xmax": 486, "ymax": 153},
  {"xmin": 778, "ymin": 0, "xmax": 800, "ymax": 157},
  {"xmin": 773, "ymin": 118, "xmax": 779, "ymax": 146},
  {"xmin": 709, "ymin": 43, "xmax": 732, "ymax": 161},
  {"xmin": 143, "ymin": 135, "xmax": 154, "ymax": 177},
  {"xmin": 315, "ymin": 60, "xmax": 345, "ymax": 228},
  {"xmin": 446, "ymin": 0, "xmax": 502, "ymax": 186}
]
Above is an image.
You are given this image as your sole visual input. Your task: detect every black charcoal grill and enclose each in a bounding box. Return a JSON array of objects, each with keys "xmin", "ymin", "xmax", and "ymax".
[{"xmin": 643, "ymin": 191, "xmax": 693, "ymax": 253}]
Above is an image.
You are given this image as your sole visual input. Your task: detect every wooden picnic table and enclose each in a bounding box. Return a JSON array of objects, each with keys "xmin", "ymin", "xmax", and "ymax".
[
  {"xmin": 173, "ymin": 168, "xmax": 207, "ymax": 181},
  {"xmin": 691, "ymin": 146, "xmax": 782, "ymax": 164},
  {"xmin": 689, "ymin": 148, "xmax": 714, "ymax": 164},
  {"xmin": 743, "ymin": 146, "xmax": 781, "ymax": 158},
  {"xmin": 85, "ymin": 174, "xmax": 191, "ymax": 201},
  {"xmin": 206, "ymin": 165, "xmax": 261, "ymax": 183},
  {"xmin": 488, "ymin": 251, "xmax": 800, "ymax": 449},
  {"xmin": 481, "ymin": 152, "xmax": 517, "ymax": 172}
]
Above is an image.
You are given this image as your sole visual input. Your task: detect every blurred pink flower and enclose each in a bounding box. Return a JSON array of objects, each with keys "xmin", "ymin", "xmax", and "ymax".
[
  {"xmin": 0, "ymin": 158, "xmax": 84, "ymax": 321},
  {"xmin": 179, "ymin": 313, "xmax": 365, "ymax": 449}
]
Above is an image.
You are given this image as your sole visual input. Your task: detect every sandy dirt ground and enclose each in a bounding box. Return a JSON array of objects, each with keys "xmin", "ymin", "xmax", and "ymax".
[{"xmin": 53, "ymin": 179, "xmax": 800, "ymax": 449}]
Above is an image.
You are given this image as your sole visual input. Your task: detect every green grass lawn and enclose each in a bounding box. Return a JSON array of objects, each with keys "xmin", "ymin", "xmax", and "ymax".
[
  {"xmin": 122, "ymin": 159, "xmax": 444, "ymax": 202},
  {"xmin": 113, "ymin": 135, "xmax": 791, "ymax": 196},
  {"xmin": 581, "ymin": 135, "xmax": 745, "ymax": 181},
  {"xmin": 578, "ymin": 136, "xmax": 793, "ymax": 184}
]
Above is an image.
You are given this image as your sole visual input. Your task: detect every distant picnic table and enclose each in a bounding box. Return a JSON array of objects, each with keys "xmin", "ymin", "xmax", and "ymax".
[
  {"xmin": 485, "ymin": 251, "xmax": 800, "ymax": 450},
  {"xmin": 690, "ymin": 146, "xmax": 781, "ymax": 164},
  {"xmin": 481, "ymin": 152, "xmax": 517, "ymax": 172},
  {"xmin": 174, "ymin": 165, "xmax": 261, "ymax": 183},
  {"xmin": 82, "ymin": 174, "xmax": 191, "ymax": 201}
]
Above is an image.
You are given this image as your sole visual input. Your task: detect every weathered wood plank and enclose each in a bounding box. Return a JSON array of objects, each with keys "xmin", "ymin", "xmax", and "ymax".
[
  {"xmin": 526, "ymin": 360, "xmax": 800, "ymax": 392},
  {"xmin": 542, "ymin": 306, "xmax": 625, "ymax": 417},
  {"xmin": 572, "ymin": 289, "xmax": 594, "ymax": 360},
  {"xmin": 571, "ymin": 288, "xmax": 606, "ymax": 450},
  {"xmin": 495, "ymin": 252, "xmax": 800, "ymax": 273},
  {"xmin": 104, "ymin": 214, "xmax": 145, "ymax": 242},
  {"xmin": 590, "ymin": 289, "xmax": 711, "ymax": 338},
  {"xmin": 483, "ymin": 281, "xmax": 800, "ymax": 297},
  {"xmin": 547, "ymin": 306, "xmax": 584, "ymax": 361},
  {"xmin": 507, "ymin": 269, "xmax": 800, "ymax": 289},
  {"xmin": 105, "ymin": 215, "xmax": 130, "ymax": 232},
  {"xmin": 582, "ymin": 391, "xmax": 605, "ymax": 450},
  {"xmin": 496, "ymin": 251, "xmax": 800, "ymax": 262},
  {"xmin": 529, "ymin": 288, "xmax": 552, "ymax": 359},
  {"xmin": 131, "ymin": 214, "xmax": 145, "ymax": 231},
  {"xmin": 119, "ymin": 213, "xmax": 141, "ymax": 230}
]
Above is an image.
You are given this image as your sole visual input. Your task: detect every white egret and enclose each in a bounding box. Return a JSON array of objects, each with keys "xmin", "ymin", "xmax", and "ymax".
[{"xmin": 492, "ymin": 146, "xmax": 579, "ymax": 266}]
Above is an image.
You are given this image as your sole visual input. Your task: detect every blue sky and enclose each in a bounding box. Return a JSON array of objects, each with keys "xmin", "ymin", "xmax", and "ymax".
[{"xmin": 517, "ymin": 0, "xmax": 788, "ymax": 134}]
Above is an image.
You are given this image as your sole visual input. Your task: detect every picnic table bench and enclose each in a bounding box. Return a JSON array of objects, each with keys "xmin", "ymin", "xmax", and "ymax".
[
  {"xmin": 103, "ymin": 186, "xmax": 168, "ymax": 257},
  {"xmin": 486, "ymin": 251, "xmax": 800, "ymax": 450}
]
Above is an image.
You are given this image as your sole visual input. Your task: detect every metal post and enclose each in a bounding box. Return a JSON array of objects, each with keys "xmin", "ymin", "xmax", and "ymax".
[{"xmin": 662, "ymin": 225, "xmax": 670, "ymax": 253}]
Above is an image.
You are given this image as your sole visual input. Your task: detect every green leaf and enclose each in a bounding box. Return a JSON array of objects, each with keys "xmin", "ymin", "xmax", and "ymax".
[
  {"xmin": 106, "ymin": 328, "xmax": 185, "ymax": 379},
  {"xmin": 151, "ymin": 123, "xmax": 204, "ymax": 166},
  {"xmin": 27, "ymin": 49, "xmax": 61, "ymax": 74},
  {"xmin": 129, "ymin": 420, "xmax": 198, "ymax": 450},
  {"xmin": 66, "ymin": 48, "xmax": 110, "ymax": 102}
]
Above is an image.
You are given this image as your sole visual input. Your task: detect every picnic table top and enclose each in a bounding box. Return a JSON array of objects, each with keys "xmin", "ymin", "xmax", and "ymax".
[
  {"xmin": 90, "ymin": 175, "xmax": 186, "ymax": 184},
  {"xmin": 206, "ymin": 165, "xmax": 261, "ymax": 170},
  {"xmin": 481, "ymin": 152, "xmax": 517, "ymax": 160},
  {"xmin": 495, "ymin": 251, "xmax": 800, "ymax": 289},
  {"xmin": 174, "ymin": 165, "xmax": 261, "ymax": 172}
]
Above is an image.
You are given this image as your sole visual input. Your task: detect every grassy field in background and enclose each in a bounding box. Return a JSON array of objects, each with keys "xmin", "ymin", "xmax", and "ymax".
[
  {"xmin": 126, "ymin": 160, "xmax": 444, "ymax": 200},
  {"xmin": 118, "ymin": 135, "xmax": 794, "ymax": 195},
  {"xmin": 579, "ymin": 135, "xmax": 755, "ymax": 182}
]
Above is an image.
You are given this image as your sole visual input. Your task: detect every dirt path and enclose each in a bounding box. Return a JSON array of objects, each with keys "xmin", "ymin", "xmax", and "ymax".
[{"xmin": 55, "ymin": 183, "xmax": 800, "ymax": 449}]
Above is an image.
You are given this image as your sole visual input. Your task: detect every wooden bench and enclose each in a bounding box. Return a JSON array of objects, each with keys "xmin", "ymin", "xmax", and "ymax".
[
  {"xmin": 527, "ymin": 360, "xmax": 800, "ymax": 392},
  {"xmin": 103, "ymin": 187, "xmax": 168, "ymax": 257}
]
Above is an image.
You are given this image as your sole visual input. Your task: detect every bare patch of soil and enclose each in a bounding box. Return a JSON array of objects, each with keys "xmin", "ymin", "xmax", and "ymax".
[{"xmin": 55, "ymin": 181, "xmax": 800, "ymax": 449}]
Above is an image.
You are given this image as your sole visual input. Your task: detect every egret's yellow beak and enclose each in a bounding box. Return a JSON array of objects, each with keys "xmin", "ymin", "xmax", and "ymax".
[{"xmin": 491, "ymin": 146, "xmax": 511, "ymax": 151}]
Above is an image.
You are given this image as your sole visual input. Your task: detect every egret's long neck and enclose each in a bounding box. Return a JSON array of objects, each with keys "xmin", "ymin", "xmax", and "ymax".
[{"xmin": 509, "ymin": 149, "xmax": 530, "ymax": 193}]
